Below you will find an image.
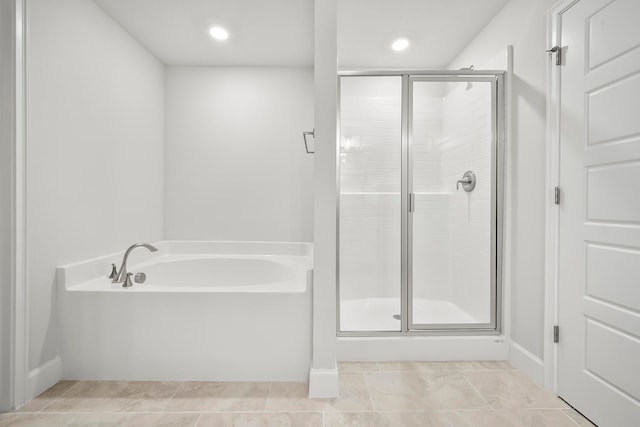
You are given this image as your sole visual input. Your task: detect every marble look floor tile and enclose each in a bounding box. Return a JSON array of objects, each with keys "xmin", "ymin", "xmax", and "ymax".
[
  {"xmin": 374, "ymin": 362, "xmax": 422, "ymax": 372},
  {"xmin": 463, "ymin": 370, "xmax": 568, "ymax": 409},
  {"xmin": 164, "ymin": 382, "xmax": 269, "ymax": 412},
  {"xmin": 17, "ymin": 381, "xmax": 79, "ymax": 412},
  {"xmin": 0, "ymin": 414, "xmax": 74, "ymax": 427},
  {"xmin": 324, "ymin": 411, "xmax": 447, "ymax": 427},
  {"xmin": 326, "ymin": 409, "xmax": 584, "ymax": 427},
  {"xmin": 42, "ymin": 381, "xmax": 181, "ymax": 413},
  {"xmin": 563, "ymin": 408, "xmax": 597, "ymax": 426},
  {"xmin": 197, "ymin": 412, "xmax": 323, "ymax": 427},
  {"xmin": 452, "ymin": 409, "xmax": 584, "ymax": 427},
  {"xmin": 68, "ymin": 412, "xmax": 199, "ymax": 427},
  {"xmin": 325, "ymin": 373, "xmax": 373, "ymax": 412},
  {"xmin": 265, "ymin": 374, "xmax": 372, "ymax": 412},
  {"xmin": 324, "ymin": 411, "xmax": 408, "ymax": 427},
  {"xmin": 422, "ymin": 361, "xmax": 513, "ymax": 371},
  {"xmin": 366, "ymin": 371, "xmax": 489, "ymax": 410},
  {"xmin": 264, "ymin": 382, "xmax": 319, "ymax": 412},
  {"xmin": 337, "ymin": 362, "xmax": 379, "ymax": 372},
  {"xmin": 374, "ymin": 361, "xmax": 513, "ymax": 372}
]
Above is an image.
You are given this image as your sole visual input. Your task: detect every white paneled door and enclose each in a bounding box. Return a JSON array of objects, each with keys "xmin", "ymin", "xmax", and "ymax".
[{"xmin": 557, "ymin": 0, "xmax": 640, "ymax": 425}]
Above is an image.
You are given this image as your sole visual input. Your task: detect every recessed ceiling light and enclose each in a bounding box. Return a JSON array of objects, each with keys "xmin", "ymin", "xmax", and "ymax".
[
  {"xmin": 209, "ymin": 26, "xmax": 229, "ymax": 41},
  {"xmin": 391, "ymin": 38, "xmax": 409, "ymax": 51}
]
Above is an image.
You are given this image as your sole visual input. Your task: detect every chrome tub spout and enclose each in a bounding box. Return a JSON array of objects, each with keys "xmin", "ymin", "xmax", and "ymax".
[{"xmin": 112, "ymin": 243, "xmax": 158, "ymax": 284}]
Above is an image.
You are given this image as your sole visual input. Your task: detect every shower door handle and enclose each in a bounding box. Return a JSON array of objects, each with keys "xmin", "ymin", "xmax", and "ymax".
[{"xmin": 409, "ymin": 193, "xmax": 415, "ymax": 213}]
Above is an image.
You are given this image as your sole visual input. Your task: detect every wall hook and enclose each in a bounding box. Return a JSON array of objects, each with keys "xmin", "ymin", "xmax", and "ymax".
[{"xmin": 303, "ymin": 129, "xmax": 315, "ymax": 154}]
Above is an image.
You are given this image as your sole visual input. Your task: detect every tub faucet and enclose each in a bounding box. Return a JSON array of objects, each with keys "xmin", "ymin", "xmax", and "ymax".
[{"xmin": 112, "ymin": 243, "xmax": 158, "ymax": 284}]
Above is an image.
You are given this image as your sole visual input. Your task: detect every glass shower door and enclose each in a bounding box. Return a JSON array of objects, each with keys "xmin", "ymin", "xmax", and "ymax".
[
  {"xmin": 408, "ymin": 76, "xmax": 498, "ymax": 330},
  {"xmin": 338, "ymin": 75, "xmax": 402, "ymax": 332},
  {"xmin": 337, "ymin": 71, "xmax": 502, "ymax": 335}
]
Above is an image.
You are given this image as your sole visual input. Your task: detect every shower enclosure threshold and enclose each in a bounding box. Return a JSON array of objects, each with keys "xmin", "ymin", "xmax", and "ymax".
[{"xmin": 340, "ymin": 297, "xmax": 479, "ymax": 332}]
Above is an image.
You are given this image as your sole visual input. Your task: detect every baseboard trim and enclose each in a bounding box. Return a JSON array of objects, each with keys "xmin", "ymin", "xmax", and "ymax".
[
  {"xmin": 27, "ymin": 356, "xmax": 61, "ymax": 401},
  {"xmin": 508, "ymin": 341, "xmax": 544, "ymax": 386},
  {"xmin": 308, "ymin": 365, "xmax": 339, "ymax": 398}
]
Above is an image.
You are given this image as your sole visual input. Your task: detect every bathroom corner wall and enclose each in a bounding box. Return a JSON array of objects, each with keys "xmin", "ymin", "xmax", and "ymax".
[
  {"xmin": 163, "ymin": 67, "xmax": 314, "ymax": 242},
  {"xmin": 27, "ymin": 0, "xmax": 164, "ymax": 397},
  {"xmin": 448, "ymin": 0, "xmax": 559, "ymax": 384},
  {"xmin": 310, "ymin": 0, "xmax": 338, "ymax": 397}
]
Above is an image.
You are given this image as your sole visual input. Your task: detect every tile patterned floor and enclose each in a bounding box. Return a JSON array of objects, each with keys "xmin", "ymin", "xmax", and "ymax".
[{"xmin": 0, "ymin": 361, "xmax": 596, "ymax": 426}]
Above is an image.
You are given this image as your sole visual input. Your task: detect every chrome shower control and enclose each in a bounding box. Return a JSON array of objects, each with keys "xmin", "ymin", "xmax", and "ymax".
[{"xmin": 456, "ymin": 171, "xmax": 476, "ymax": 192}]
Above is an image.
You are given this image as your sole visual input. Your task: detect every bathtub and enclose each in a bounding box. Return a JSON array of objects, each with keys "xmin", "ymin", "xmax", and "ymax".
[{"xmin": 57, "ymin": 241, "xmax": 313, "ymax": 382}]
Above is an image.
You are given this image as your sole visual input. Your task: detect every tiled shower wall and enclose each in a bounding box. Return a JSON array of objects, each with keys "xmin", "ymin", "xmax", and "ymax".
[
  {"xmin": 411, "ymin": 84, "xmax": 450, "ymax": 303},
  {"xmin": 339, "ymin": 77, "xmax": 402, "ymax": 301},
  {"xmin": 339, "ymin": 77, "xmax": 492, "ymax": 323},
  {"xmin": 440, "ymin": 81, "xmax": 493, "ymax": 322}
]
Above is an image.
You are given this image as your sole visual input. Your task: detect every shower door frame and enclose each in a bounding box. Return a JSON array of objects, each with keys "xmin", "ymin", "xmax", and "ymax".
[
  {"xmin": 407, "ymin": 74, "xmax": 502, "ymax": 332},
  {"xmin": 336, "ymin": 70, "xmax": 505, "ymax": 337}
]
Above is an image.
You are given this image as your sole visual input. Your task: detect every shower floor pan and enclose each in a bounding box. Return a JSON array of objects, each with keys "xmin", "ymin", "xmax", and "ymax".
[{"xmin": 340, "ymin": 297, "xmax": 478, "ymax": 332}]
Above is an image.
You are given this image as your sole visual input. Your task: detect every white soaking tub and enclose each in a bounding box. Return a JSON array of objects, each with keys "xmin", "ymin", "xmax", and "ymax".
[{"xmin": 57, "ymin": 241, "xmax": 313, "ymax": 382}]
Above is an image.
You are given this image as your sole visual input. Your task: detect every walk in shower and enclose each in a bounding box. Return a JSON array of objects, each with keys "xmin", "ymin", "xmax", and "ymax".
[{"xmin": 338, "ymin": 70, "xmax": 504, "ymax": 335}]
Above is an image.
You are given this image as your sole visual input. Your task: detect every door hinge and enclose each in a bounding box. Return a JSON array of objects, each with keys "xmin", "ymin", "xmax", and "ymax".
[
  {"xmin": 546, "ymin": 45, "xmax": 561, "ymax": 65},
  {"xmin": 553, "ymin": 325, "xmax": 560, "ymax": 343},
  {"xmin": 554, "ymin": 186, "xmax": 561, "ymax": 205},
  {"xmin": 409, "ymin": 193, "xmax": 415, "ymax": 213}
]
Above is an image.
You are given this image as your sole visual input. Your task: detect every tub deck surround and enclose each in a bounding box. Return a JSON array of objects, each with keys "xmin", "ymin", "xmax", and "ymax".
[
  {"xmin": 57, "ymin": 241, "xmax": 313, "ymax": 382},
  {"xmin": 58, "ymin": 240, "xmax": 313, "ymax": 291},
  {"xmin": 64, "ymin": 255, "xmax": 310, "ymax": 293}
]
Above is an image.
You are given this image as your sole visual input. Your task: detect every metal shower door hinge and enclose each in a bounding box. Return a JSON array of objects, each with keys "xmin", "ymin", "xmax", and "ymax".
[
  {"xmin": 546, "ymin": 46, "xmax": 562, "ymax": 65},
  {"xmin": 554, "ymin": 325, "xmax": 560, "ymax": 343},
  {"xmin": 554, "ymin": 186, "xmax": 561, "ymax": 205}
]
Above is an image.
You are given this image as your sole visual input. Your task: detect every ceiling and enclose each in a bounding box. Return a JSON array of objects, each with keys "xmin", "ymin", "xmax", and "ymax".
[
  {"xmin": 338, "ymin": 0, "xmax": 510, "ymax": 69},
  {"xmin": 94, "ymin": 0, "xmax": 510, "ymax": 68},
  {"xmin": 94, "ymin": 0, "xmax": 315, "ymax": 66}
]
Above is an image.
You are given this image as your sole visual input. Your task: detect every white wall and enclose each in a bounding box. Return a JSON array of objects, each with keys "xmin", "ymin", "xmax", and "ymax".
[
  {"xmin": 164, "ymin": 67, "xmax": 314, "ymax": 242},
  {"xmin": 448, "ymin": 0, "xmax": 559, "ymax": 376},
  {"xmin": 0, "ymin": 0, "xmax": 15, "ymax": 412},
  {"xmin": 28, "ymin": 0, "xmax": 164, "ymax": 394}
]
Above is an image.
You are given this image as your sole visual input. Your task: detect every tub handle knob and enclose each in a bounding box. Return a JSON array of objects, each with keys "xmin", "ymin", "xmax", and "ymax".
[
  {"xmin": 134, "ymin": 272, "xmax": 146, "ymax": 284},
  {"xmin": 108, "ymin": 263, "xmax": 118, "ymax": 280},
  {"xmin": 123, "ymin": 273, "xmax": 134, "ymax": 288}
]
